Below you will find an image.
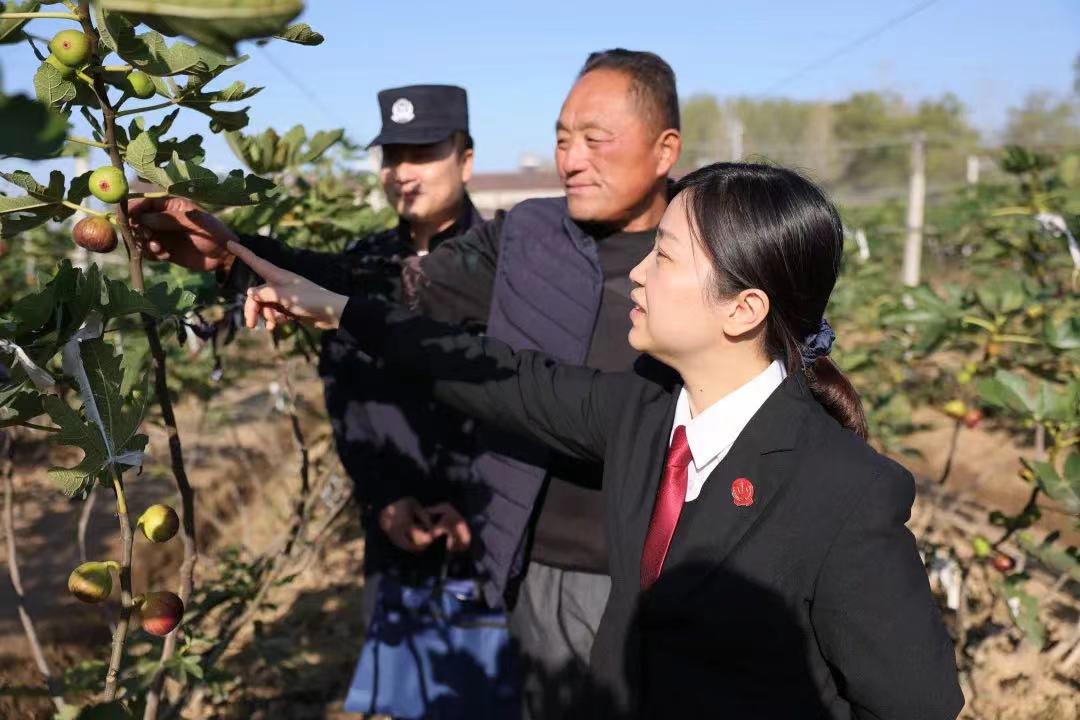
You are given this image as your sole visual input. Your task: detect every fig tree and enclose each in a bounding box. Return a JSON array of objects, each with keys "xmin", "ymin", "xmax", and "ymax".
[
  {"xmin": 137, "ymin": 504, "xmax": 179, "ymax": 543},
  {"xmin": 88, "ymin": 166, "xmax": 128, "ymax": 203},
  {"xmin": 135, "ymin": 591, "xmax": 184, "ymax": 636},
  {"xmin": 68, "ymin": 561, "xmax": 118, "ymax": 603},
  {"xmin": 48, "ymin": 30, "xmax": 90, "ymax": 67},
  {"xmin": 44, "ymin": 54, "xmax": 76, "ymax": 79},
  {"xmin": 124, "ymin": 71, "xmax": 155, "ymax": 100},
  {"xmin": 73, "ymin": 216, "xmax": 118, "ymax": 253}
]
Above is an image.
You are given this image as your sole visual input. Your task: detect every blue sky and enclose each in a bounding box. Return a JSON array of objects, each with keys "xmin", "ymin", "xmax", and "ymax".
[{"xmin": 2, "ymin": 0, "xmax": 1078, "ymax": 172}]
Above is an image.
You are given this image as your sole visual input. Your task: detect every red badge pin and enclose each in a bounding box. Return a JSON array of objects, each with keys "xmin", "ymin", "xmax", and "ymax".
[{"xmin": 731, "ymin": 477, "xmax": 754, "ymax": 507}]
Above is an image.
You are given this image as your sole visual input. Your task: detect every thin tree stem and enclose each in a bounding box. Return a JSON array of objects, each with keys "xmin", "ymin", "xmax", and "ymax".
[
  {"xmin": 140, "ymin": 320, "xmax": 198, "ymax": 720},
  {"xmin": 2, "ymin": 433, "xmax": 66, "ymax": 710},
  {"xmin": 115, "ymin": 100, "xmax": 176, "ymax": 118},
  {"xmin": 62, "ymin": 200, "xmax": 107, "ymax": 218},
  {"xmin": 937, "ymin": 419, "xmax": 962, "ymax": 485},
  {"xmin": 102, "ymin": 467, "xmax": 133, "ymax": 701},
  {"xmin": 78, "ymin": 490, "xmax": 97, "ymax": 564},
  {"xmin": 67, "ymin": 135, "xmax": 109, "ymax": 150},
  {"xmin": 0, "ymin": 11, "xmax": 79, "ymax": 19}
]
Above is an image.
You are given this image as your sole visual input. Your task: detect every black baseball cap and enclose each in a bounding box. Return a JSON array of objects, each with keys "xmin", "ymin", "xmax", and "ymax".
[{"xmin": 367, "ymin": 84, "xmax": 470, "ymax": 149}]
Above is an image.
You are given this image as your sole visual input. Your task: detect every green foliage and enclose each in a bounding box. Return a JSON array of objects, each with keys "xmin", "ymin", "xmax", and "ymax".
[
  {"xmin": 0, "ymin": 93, "xmax": 68, "ymax": 158},
  {"xmin": 101, "ymin": 0, "xmax": 303, "ymax": 56},
  {"xmin": 997, "ymin": 573, "xmax": 1047, "ymax": 650},
  {"xmin": 225, "ymin": 125, "xmax": 344, "ymax": 175},
  {"xmin": 0, "ymin": 1, "xmax": 40, "ymax": 44},
  {"xmin": 126, "ymin": 131, "xmax": 276, "ymax": 204},
  {"xmin": 272, "ymin": 22, "xmax": 323, "ymax": 46}
]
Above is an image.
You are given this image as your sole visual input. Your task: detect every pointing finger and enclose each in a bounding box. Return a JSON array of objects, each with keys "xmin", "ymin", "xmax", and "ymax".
[{"xmin": 227, "ymin": 240, "xmax": 288, "ymax": 282}]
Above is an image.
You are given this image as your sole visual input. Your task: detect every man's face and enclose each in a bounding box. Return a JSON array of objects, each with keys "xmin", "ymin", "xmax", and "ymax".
[
  {"xmin": 379, "ymin": 138, "xmax": 473, "ymax": 224},
  {"xmin": 555, "ymin": 69, "xmax": 668, "ymax": 225}
]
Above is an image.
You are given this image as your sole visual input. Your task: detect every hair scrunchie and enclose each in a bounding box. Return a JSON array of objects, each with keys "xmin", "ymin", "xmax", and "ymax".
[{"xmin": 801, "ymin": 317, "xmax": 835, "ymax": 366}]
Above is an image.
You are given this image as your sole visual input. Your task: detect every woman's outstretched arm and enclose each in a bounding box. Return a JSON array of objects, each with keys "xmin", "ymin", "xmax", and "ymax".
[{"xmin": 229, "ymin": 240, "xmax": 626, "ymax": 466}]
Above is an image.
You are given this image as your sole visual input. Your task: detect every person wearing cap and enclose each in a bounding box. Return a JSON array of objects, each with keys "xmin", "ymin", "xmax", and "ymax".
[
  {"xmin": 317, "ymin": 85, "xmax": 489, "ymax": 619},
  {"xmin": 130, "ymin": 85, "xmax": 490, "ymax": 628},
  {"xmin": 130, "ymin": 50, "xmax": 682, "ymax": 718}
]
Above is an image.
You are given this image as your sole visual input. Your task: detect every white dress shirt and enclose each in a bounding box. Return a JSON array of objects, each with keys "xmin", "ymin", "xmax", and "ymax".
[{"xmin": 669, "ymin": 359, "xmax": 788, "ymax": 502}]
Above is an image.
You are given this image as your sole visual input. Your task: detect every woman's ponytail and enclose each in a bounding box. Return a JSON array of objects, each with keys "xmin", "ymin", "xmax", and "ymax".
[
  {"xmin": 805, "ymin": 356, "xmax": 868, "ymax": 440},
  {"xmin": 798, "ymin": 318, "xmax": 869, "ymax": 440}
]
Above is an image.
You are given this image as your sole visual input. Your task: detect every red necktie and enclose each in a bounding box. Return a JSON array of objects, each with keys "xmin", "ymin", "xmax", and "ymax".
[{"xmin": 640, "ymin": 425, "xmax": 693, "ymax": 590}]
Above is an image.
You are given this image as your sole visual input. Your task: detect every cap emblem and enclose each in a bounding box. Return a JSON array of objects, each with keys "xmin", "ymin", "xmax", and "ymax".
[{"xmin": 390, "ymin": 98, "xmax": 415, "ymax": 124}]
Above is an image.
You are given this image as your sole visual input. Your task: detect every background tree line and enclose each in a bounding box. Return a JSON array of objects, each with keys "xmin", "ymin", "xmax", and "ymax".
[{"xmin": 678, "ymin": 53, "xmax": 1080, "ymax": 204}]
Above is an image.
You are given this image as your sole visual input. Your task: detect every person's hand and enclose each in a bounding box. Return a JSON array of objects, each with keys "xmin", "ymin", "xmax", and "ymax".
[
  {"xmin": 379, "ymin": 497, "xmax": 435, "ymax": 553},
  {"xmin": 226, "ymin": 240, "xmax": 348, "ymax": 330},
  {"xmin": 128, "ymin": 196, "xmax": 238, "ymax": 272},
  {"xmin": 427, "ymin": 502, "xmax": 472, "ymax": 553}
]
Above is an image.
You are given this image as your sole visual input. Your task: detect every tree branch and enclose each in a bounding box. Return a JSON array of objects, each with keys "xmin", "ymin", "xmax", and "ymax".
[
  {"xmin": 114, "ymin": 100, "xmax": 178, "ymax": 118},
  {"xmin": 140, "ymin": 320, "xmax": 199, "ymax": 720},
  {"xmin": 2, "ymin": 432, "xmax": 66, "ymax": 711},
  {"xmin": 67, "ymin": 135, "xmax": 109, "ymax": 150},
  {"xmin": 102, "ymin": 467, "xmax": 134, "ymax": 701},
  {"xmin": 0, "ymin": 11, "xmax": 79, "ymax": 19}
]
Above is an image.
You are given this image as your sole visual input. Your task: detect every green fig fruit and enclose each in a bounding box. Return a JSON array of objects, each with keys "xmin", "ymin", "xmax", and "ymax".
[
  {"xmin": 68, "ymin": 561, "xmax": 118, "ymax": 603},
  {"xmin": 942, "ymin": 399, "xmax": 967, "ymax": 419},
  {"xmin": 73, "ymin": 216, "xmax": 118, "ymax": 253},
  {"xmin": 137, "ymin": 504, "xmax": 179, "ymax": 543},
  {"xmin": 124, "ymin": 71, "xmax": 155, "ymax": 99},
  {"xmin": 44, "ymin": 54, "xmax": 76, "ymax": 79},
  {"xmin": 88, "ymin": 166, "xmax": 128, "ymax": 203},
  {"xmin": 971, "ymin": 536, "xmax": 991, "ymax": 558},
  {"xmin": 48, "ymin": 30, "xmax": 90, "ymax": 67},
  {"xmin": 135, "ymin": 591, "xmax": 184, "ymax": 636}
]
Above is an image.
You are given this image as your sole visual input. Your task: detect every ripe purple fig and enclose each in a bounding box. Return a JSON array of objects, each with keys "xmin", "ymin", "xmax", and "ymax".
[
  {"xmin": 991, "ymin": 553, "xmax": 1016, "ymax": 573},
  {"xmin": 68, "ymin": 561, "xmax": 118, "ymax": 603},
  {"xmin": 73, "ymin": 216, "xmax": 118, "ymax": 253},
  {"xmin": 135, "ymin": 591, "xmax": 184, "ymax": 636}
]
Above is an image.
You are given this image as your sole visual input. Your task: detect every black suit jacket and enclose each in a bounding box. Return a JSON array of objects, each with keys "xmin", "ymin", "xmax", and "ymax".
[{"xmin": 341, "ymin": 298, "xmax": 965, "ymax": 719}]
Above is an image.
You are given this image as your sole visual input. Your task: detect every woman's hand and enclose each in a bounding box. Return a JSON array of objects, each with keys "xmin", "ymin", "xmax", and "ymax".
[{"xmin": 226, "ymin": 240, "xmax": 348, "ymax": 330}]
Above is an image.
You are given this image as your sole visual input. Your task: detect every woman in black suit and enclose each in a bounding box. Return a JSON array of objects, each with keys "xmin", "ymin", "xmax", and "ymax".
[{"xmin": 233, "ymin": 163, "xmax": 963, "ymax": 719}]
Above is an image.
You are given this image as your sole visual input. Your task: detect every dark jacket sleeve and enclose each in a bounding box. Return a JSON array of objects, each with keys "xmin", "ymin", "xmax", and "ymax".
[
  {"xmin": 225, "ymin": 215, "xmax": 502, "ymax": 326},
  {"xmin": 406, "ymin": 215, "xmax": 502, "ymax": 326},
  {"xmin": 810, "ymin": 464, "xmax": 964, "ymax": 719},
  {"xmin": 223, "ymin": 233, "xmax": 402, "ymax": 297},
  {"xmin": 337, "ymin": 296, "xmax": 625, "ymax": 466}
]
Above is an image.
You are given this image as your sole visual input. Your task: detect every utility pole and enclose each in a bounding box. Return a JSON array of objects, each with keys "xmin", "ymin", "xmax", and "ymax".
[
  {"xmin": 729, "ymin": 118, "xmax": 744, "ymax": 162},
  {"xmin": 901, "ymin": 133, "xmax": 926, "ymax": 288},
  {"xmin": 965, "ymin": 154, "xmax": 980, "ymax": 186}
]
